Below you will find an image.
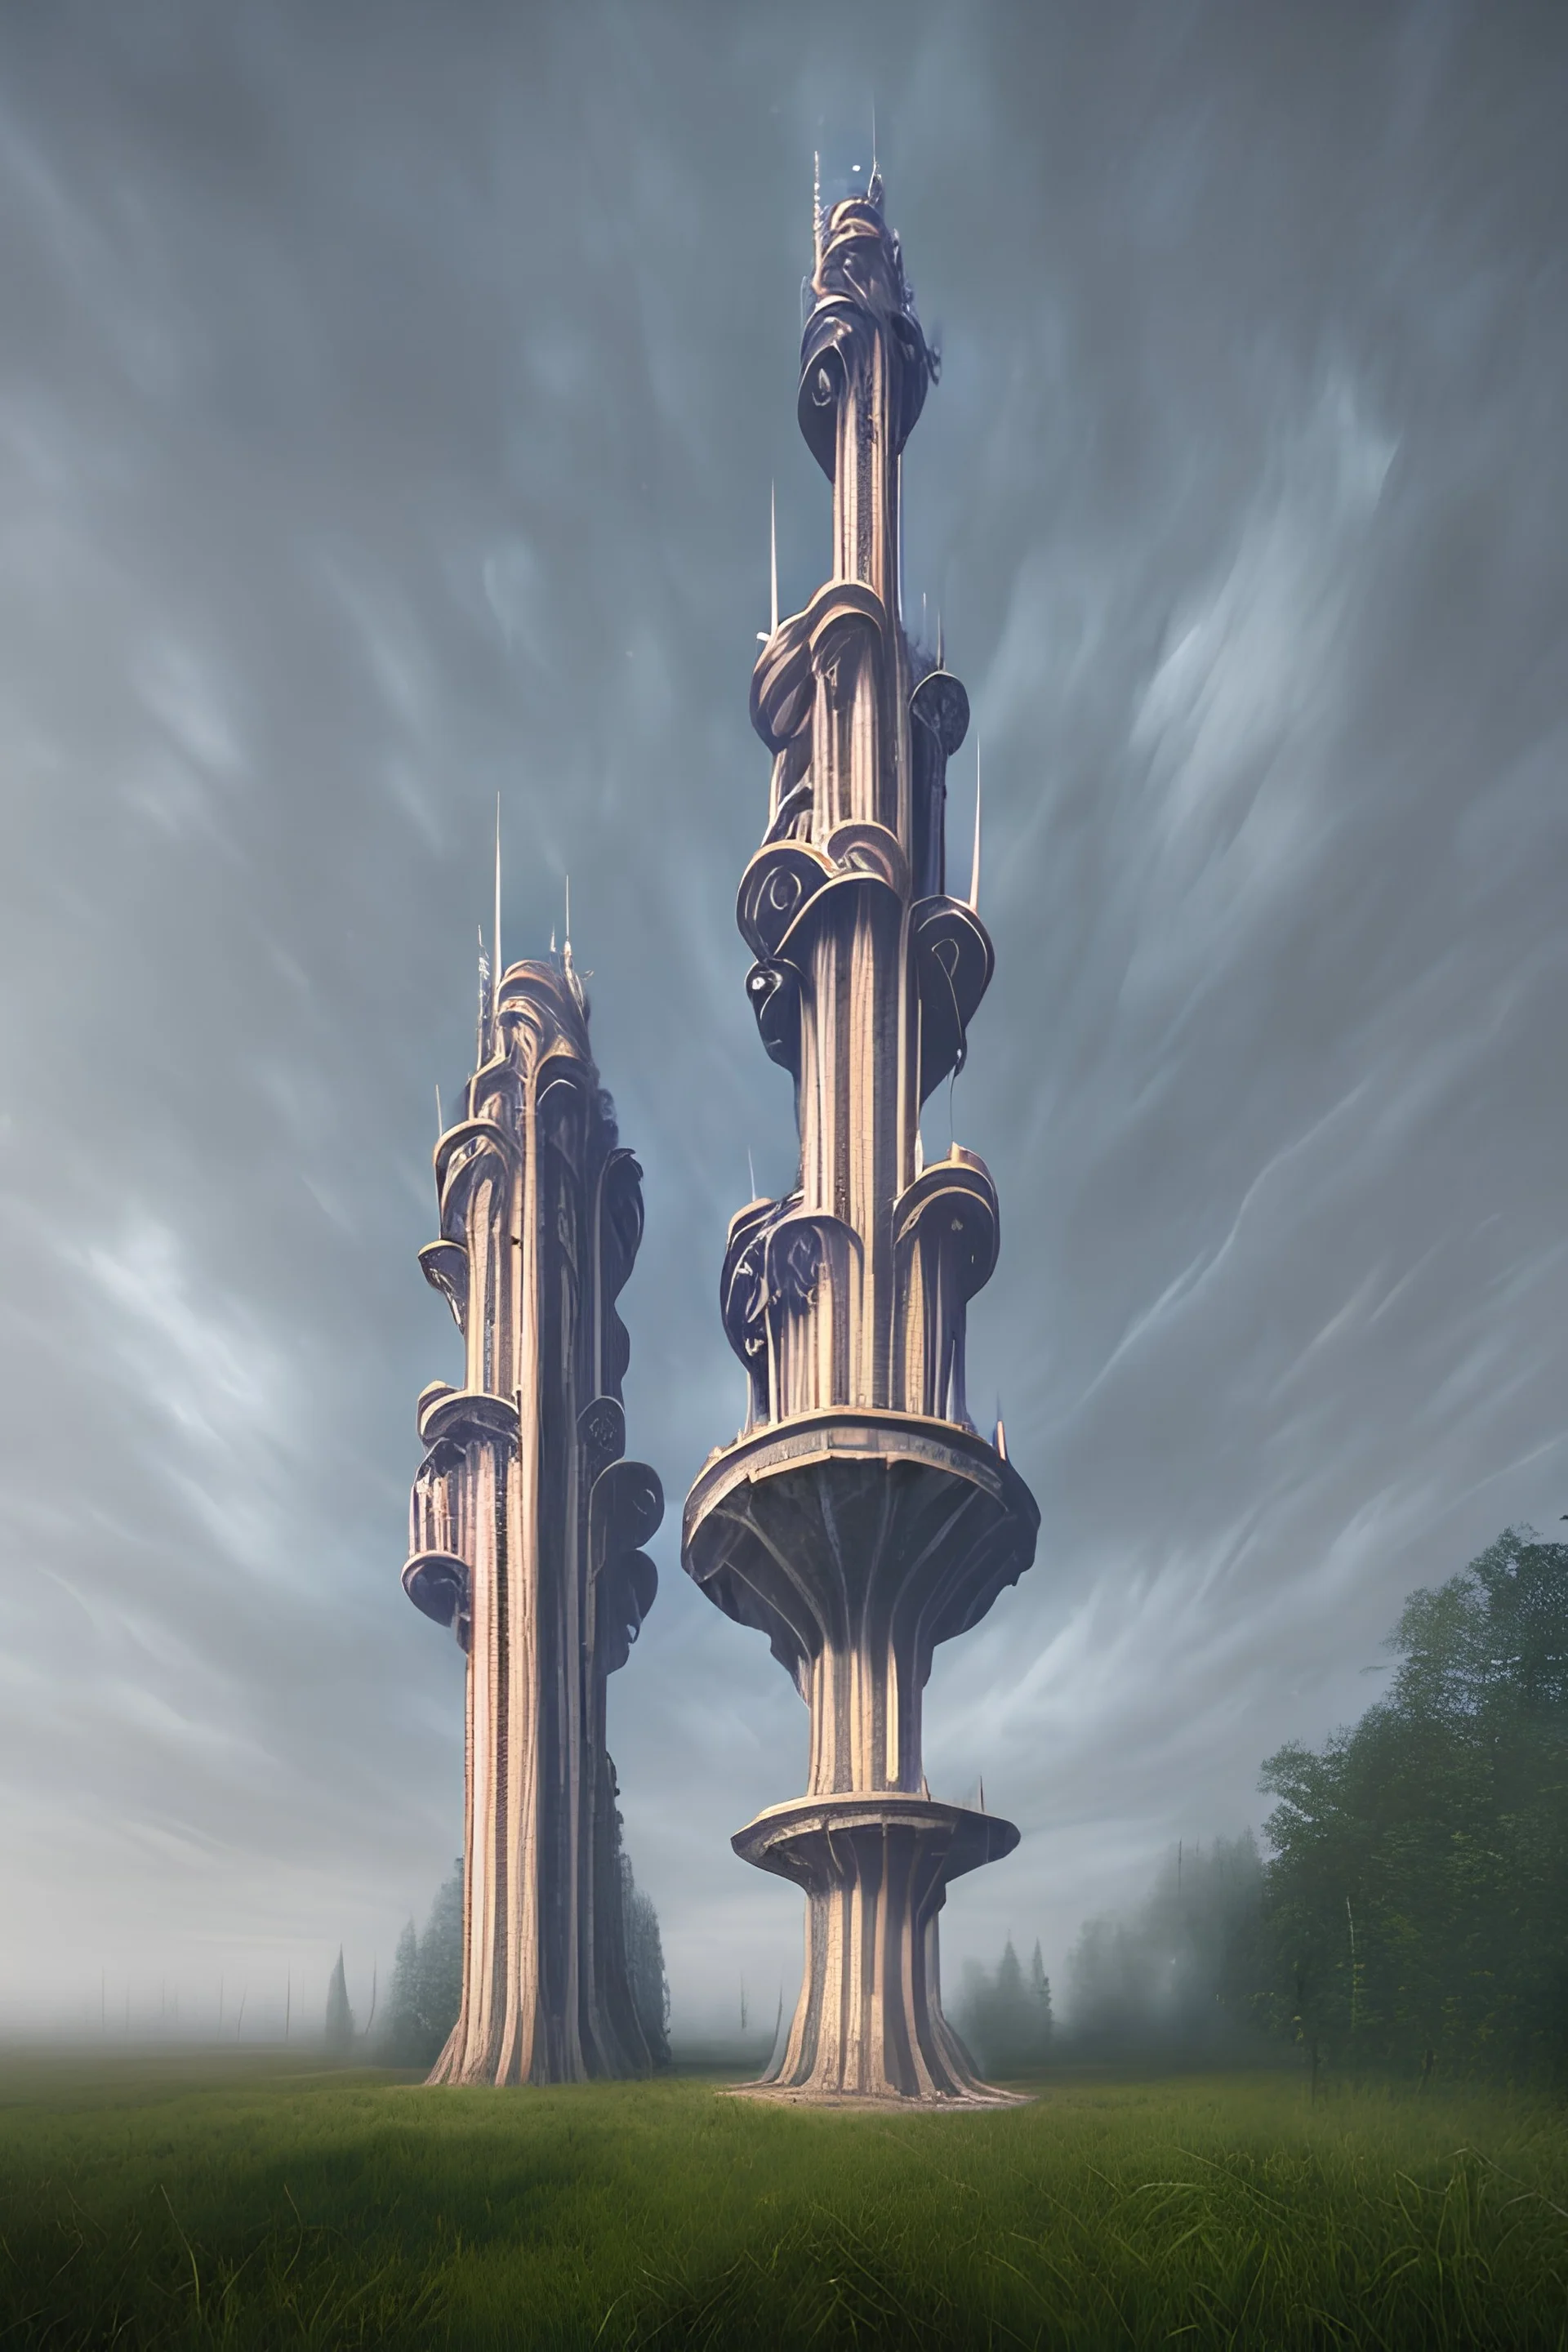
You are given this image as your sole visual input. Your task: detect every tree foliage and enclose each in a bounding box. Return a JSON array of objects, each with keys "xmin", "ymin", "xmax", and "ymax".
[
  {"xmin": 1258, "ymin": 1526, "xmax": 1568, "ymax": 2084},
  {"xmin": 381, "ymin": 1857, "xmax": 463, "ymax": 2069}
]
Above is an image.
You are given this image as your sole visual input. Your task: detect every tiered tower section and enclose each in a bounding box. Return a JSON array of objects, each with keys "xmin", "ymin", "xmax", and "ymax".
[
  {"xmin": 404, "ymin": 953, "xmax": 665, "ymax": 2084},
  {"xmin": 683, "ymin": 180, "xmax": 1040, "ymax": 2104}
]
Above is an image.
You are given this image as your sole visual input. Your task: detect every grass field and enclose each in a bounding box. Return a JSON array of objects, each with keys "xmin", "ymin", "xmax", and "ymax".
[{"xmin": 2, "ymin": 2055, "xmax": 1566, "ymax": 2349}]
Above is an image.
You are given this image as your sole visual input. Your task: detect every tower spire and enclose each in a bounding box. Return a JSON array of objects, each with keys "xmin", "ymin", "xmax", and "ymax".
[
  {"xmin": 684, "ymin": 170, "xmax": 1036, "ymax": 2107},
  {"xmin": 492, "ymin": 795, "xmax": 502, "ymax": 1023}
]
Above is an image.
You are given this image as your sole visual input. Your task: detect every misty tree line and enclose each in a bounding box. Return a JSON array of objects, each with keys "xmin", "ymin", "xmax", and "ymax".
[
  {"xmin": 326, "ymin": 1523, "xmax": 1563, "ymax": 2089},
  {"xmin": 954, "ymin": 1938, "xmax": 1054, "ymax": 2075},
  {"xmin": 1041, "ymin": 1526, "xmax": 1568, "ymax": 2087},
  {"xmin": 323, "ymin": 1854, "xmax": 670, "ymax": 2067}
]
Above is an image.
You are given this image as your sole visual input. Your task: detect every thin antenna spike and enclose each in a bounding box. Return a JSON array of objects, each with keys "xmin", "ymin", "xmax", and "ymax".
[
  {"xmin": 937, "ymin": 608, "xmax": 944, "ymax": 670},
  {"xmin": 564, "ymin": 871, "xmax": 572, "ymax": 951},
  {"xmin": 769, "ymin": 483, "xmax": 778, "ymax": 638},
  {"xmin": 747, "ymin": 1147, "xmax": 758, "ymax": 1200},
  {"xmin": 968, "ymin": 740, "xmax": 982, "ymax": 911},
  {"xmin": 493, "ymin": 794, "xmax": 501, "ymax": 998},
  {"xmin": 896, "ymin": 452, "xmax": 904, "ymax": 621},
  {"xmin": 435, "ymin": 1082, "xmax": 443, "ymax": 1140},
  {"xmin": 813, "ymin": 150, "xmax": 822, "ymax": 269}
]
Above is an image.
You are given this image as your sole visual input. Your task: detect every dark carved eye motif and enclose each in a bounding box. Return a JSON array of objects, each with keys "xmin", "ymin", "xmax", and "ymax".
[
  {"xmin": 766, "ymin": 869, "xmax": 802, "ymax": 915},
  {"xmin": 814, "ymin": 366, "xmax": 834, "ymax": 405}
]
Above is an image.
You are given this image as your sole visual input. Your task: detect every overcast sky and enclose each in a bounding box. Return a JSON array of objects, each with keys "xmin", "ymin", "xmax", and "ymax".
[{"xmin": 1, "ymin": 0, "xmax": 1564, "ymax": 2040}]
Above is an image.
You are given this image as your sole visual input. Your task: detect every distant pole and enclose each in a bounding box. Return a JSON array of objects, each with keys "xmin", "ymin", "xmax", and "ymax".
[
  {"xmin": 493, "ymin": 795, "xmax": 503, "ymax": 1002},
  {"xmin": 236, "ymin": 1989, "xmax": 247, "ymax": 2041},
  {"xmin": 769, "ymin": 483, "xmax": 778, "ymax": 638},
  {"xmin": 285, "ymin": 1968, "xmax": 291, "ymax": 2042},
  {"xmin": 967, "ymin": 741, "xmax": 982, "ymax": 912}
]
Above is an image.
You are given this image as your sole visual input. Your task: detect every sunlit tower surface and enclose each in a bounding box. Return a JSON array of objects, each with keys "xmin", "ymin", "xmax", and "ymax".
[
  {"xmin": 403, "ymin": 923, "xmax": 666, "ymax": 2085},
  {"xmin": 682, "ymin": 175, "xmax": 1040, "ymax": 2102}
]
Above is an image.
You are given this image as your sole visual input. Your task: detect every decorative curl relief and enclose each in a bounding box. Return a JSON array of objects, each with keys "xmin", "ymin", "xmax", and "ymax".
[
  {"xmin": 892, "ymin": 1154, "xmax": 1000, "ymax": 1425},
  {"xmin": 737, "ymin": 840, "xmax": 833, "ymax": 961},
  {"xmin": 912, "ymin": 898, "xmax": 995, "ymax": 1102},
  {"xmin": 909, "ymin": 668, "xmax": 970, "ymax": 902}
]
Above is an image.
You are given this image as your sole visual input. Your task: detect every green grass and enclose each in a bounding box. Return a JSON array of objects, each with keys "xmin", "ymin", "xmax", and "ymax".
[{"xmin": 2, "ymin": 2055, "xmax": 1566, "ymax": 2349}]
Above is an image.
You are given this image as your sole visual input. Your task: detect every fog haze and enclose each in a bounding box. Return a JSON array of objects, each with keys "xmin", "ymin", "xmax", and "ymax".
[{"xmin": 1, "ymin": 0, "xmax": 1564, "ymax": 2038}]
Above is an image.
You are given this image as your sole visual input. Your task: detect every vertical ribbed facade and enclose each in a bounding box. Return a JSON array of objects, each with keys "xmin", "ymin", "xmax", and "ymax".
[{"xmin": 404, "ymin": 957, "xmax": 665, "ymax": 2083}]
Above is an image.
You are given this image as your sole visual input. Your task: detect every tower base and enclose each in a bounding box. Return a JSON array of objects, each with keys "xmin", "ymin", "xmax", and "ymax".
[{"xmin": 734, "ymin": 1793, "xmax": 1019, "ymax": 2104}]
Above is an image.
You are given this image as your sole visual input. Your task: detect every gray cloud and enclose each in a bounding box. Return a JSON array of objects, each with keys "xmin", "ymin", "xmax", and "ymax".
[{"xmin": 0, "ymin": 0, "xmax": 1563, "ymax": 2033}]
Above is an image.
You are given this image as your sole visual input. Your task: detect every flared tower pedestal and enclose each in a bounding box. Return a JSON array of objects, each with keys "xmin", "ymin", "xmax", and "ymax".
[
  {"xmin": 733, "ymin": 1797, "xmax": 1018, "ymax": 2100},
  {"xmin": 687, "ymin": 1414, "xmax": 1038, "ymax": 2100}
]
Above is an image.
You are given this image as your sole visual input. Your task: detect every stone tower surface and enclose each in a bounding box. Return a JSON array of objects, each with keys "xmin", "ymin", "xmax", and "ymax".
[
  {"xmin": 682, "ymin": 176, "xmax": 1040, "ymax": 2102},
  {"xmin": 403, "ymin": 940, "xmax": 666, "ymax": 2084}
]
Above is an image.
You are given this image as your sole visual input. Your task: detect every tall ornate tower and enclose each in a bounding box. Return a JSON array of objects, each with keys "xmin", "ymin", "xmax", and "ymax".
[
  {"xmin": 403, "ymin": 937, "xmax": 666, "ymax": 2084},
  {"xmin": 682, "ymin": 176, "xmax": 1039, "ymax": 2102}
]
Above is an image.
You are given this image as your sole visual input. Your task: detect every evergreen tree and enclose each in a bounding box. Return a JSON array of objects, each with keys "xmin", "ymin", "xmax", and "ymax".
[
  {"xmin": 956, "ymin": 1934, "xmax": 1055, "ymax": 2075},
  {"xmin": 1030, "ymin": 1940, "xmax": 1054, "ymax": 2048},
  {"xmin": 376, "ymin": 1860, "xmax": 463, "ymax": 2069},
  {"xmin": 382, "ymin": 1921, "xmax": 423, "ymax": 2066},
  {"xmin": 323, "ymin": 1949, "xmax": 354, "ymax": 2055},
  {"xmin": 416, "ymin": 1856, "xmax": 464, "ymax": 2054}
]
